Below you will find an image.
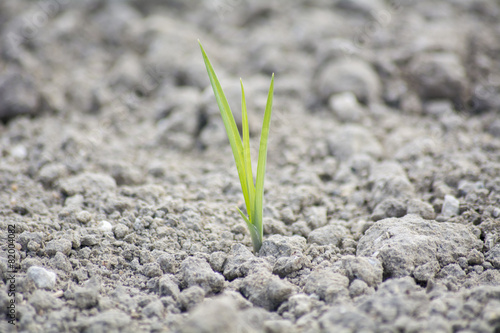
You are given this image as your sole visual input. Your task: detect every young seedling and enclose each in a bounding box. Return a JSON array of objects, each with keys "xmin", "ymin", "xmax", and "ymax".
[{"xmin": 199, "ymin": 41, "xmax": 274, "ymax": 253}]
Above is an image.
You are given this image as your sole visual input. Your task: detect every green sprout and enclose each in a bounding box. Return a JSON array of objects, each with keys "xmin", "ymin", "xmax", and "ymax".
[{"xmin": 199, "ymin": 41, "xmax": 274, "ymax": 253}]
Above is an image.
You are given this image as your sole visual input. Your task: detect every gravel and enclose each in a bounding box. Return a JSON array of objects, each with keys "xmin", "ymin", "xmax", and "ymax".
[{"xmin": 1, "ymin": 1, "xmax": 499, "ymax": 332}]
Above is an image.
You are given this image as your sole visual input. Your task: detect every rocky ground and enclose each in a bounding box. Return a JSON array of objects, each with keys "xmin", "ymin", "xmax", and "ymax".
[{"xmin": 0, "ymin": 0, "xmax": 500, "ymax": 332}]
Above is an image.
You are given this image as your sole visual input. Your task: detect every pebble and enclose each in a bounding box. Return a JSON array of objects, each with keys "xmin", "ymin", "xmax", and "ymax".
[
  {"xmin": 27, "ymin": 266, "xmax": 57, "ymax": 289},
  {"xmin": 99, "ymin": 220, "xmax": 113, "ymax": 233},
  {"xmin": 441, "ymin": 194, "xmax": 460, "ymax": 219}
]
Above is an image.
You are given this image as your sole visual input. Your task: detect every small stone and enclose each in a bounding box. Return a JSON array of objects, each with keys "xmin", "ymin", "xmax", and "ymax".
[
  {"xmin": 329, "ymin": 92, "xmax": 366, "ymax": 123},
  {"xmin": 76, "ymin": 211, "xmax": 92, "ymax": 224},
  {"xmin": 157, "ymin": 253, "xmax": 180, "ymax": 274},
  {"xmin": 349, "ymin": 279, "xmax": 369, "ymax": 298},
  {"xmin": 179, "ymin": 286, "xmax": 205, "ymax": 312},
  {"xmin": 99, "ymin": 220, "xmax": 113, "ymax": 233},
  {"xmin": 81, "ymin": 235, "xmax": 98, "ymax": 247},
  {"xmin": 113, "ymin": 224, "xmax": 129, "ymax": 239},
  {"xmin": 240, "ymin": 272, "xmax": 294, "ymax": 311},
  {"xmin": 413, "ymin": 261, "xmax": 440, "ymax": 282},
  {"xmin": 303, "ymin": 269, "xmax": 349, "ymax": 303},
  {"xmin": 316, "ymin": 58, "xmax": 381, "ymax": 104},
  {"xmin": 371, "ymin": 198, "xmax": 407, "ymax": 221},
  {"xmin": 180, "ymin": 257, "xmax": 224, "ymax": 294},
  {"xmin": 74, "ymin": 277, "xmax": 100, "ymax": 309},
  {"xmin": 406, "ymin": 199, "xmax": 435, "ymax": 220},
  {"xmin": 45, "ymin": 239, "xmax": 72, "ymax": 256},
  {"xmin": 307, "ymin": 224, "xmax": 349, "ymax": 247},
  {"xmin": 159, "ymin": 275, "xmax": 180, "ymax": 299},
  {"xmin": 437, "ymin": 264, "xmax": 465, "ymax": 280},
  {"xmin": 0, "ymin": 69, "xmax": 40, "ymax": 121},
  {"xmin": 27, "ymin": 266, "xmax": 57, "ymax": 289},
  {"xmin": 259, "ymin": 235, "xmax": 307, "ymax": 258},
  {"xmin": 143, "ymin": 300, "xmax": 164, "ymax": 318},
  {"xmin": 143, "ymin": 263, "xmax": 163, "ymax": 278},
  {"xmin": 50, "ymin": 252, "xmax": 73, "ymax": 273},
  {"xmin": 209, "ymin": 252, "xmax": 227, "ymax": 273},
  {"xmin": 341, "ymin": 255, "xmax": 383, "ymax": 287},
  {"xmin": 442, "ymin": 194, "xmax": 460, "ymax": 218},
  {"xmin": 486, "ymin": 245, "xmax": 500, "ymax": 269}
]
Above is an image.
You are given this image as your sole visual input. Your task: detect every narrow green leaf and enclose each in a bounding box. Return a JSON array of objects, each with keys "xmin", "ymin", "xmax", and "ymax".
[
  {"xmin": 237, "ymin": 207, "xmax": 261, "ymax": 253},
  {"xmin": 254, "ymin": 74, "xmax": 274, "ymax": 239},
  {"xmin": 198, "ymin": 41, "xmax": 251, "ymax": 214},
  {"xmin": 240, "ymin": 78, "xmax": 255, "ymax": 222}
]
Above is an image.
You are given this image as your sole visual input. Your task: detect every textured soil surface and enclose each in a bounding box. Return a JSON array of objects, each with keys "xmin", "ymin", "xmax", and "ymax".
[{"xmin": 1, "ymin": 1, "xmax": 500, "ymax": 332}]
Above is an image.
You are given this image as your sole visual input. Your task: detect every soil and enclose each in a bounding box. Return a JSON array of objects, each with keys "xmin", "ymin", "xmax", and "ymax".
[{"xmin": 1, "ymin": 1, "xmax": 500, "ymax": 332}]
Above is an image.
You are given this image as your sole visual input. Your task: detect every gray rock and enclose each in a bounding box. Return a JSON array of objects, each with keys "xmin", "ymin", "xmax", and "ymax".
[
  {"xmin": 437, "ymin": 263, "xmax": 466, "ymax": 280},
  {"xmin": 303, "ymin": 269, "xmax": 349, "ymax": 303},
  {"xmin": 18, "ymin": 232, "xmax": 43, "ymax": 251},
  {"xmin": 273, "ymin": 253, "xmax": 311, "ymax": 278},
  {"xmin": 304, "ymin": 206, "xmax": 328, "ymax": 230},
  {"xmin": 143, "ymin": 300, "xmax": 164, "ymax": 318},
  {"xmin": 142, "ymin": 262, "xmax": 163, "ymax": 278},
  {"xmin": 180, "ymin": 296, "xmax": 239, "ymax": 333},
  {"xmin": 287, "ymin": 293, "xmax": 322, "ymax": 320},
  {"xmin": 240, "ymin": 272, "xmax": 294, "ymax": 311},
  {"xmin": 179, "ymin": 286, "xmax": 205, "ymax": 312},
  {"xmin": 113, "ymin": 224, "xmax": 129, "ymax": 239},
  {"xmin": 209, "ymin": 251, "xmax": 227, "ymax": 273},
  {"xmin": 406, "ymin": 199, "xmax": 436, "ymax": 220},
  {"xmin": 0, "ymin": 69, "xmax": 40, "ymax": 121},
  {"xmin": 307, "ymin": 224, "xmax": 349, "ymax": 247},
  {"xmin": 80, "ymin": 235, "xmax": 98, "ymax": 247},
  {"xmin": 486, "ymin": 244, "xmax": 500, "ymax": 269},
  {"xmin": 349, "ymin": 279, "xmax": 371, "ymax": 298},
  {"xmin": 413, "ymin": 260, "xmax": 440, "ymax": 282},
  {"xmin": 408, "ymin": 52, "xmax": 467, "ymax": 105},
  {"xmin": 27, "ymin": 266, "xmax": 57, "ymax": 289},
  {"xmin": 38, "ymin": 163, "xmax": 68, "ymax": 187},
  {"xmin": 157, "ymin": 253, "xmax": 180, "ymax": 274},
  {"xmin": 316, "ymin": 58, "xmax": 381, "ymax": 104},
  {"xmin": 29, "ymin": 290, "xmax": 63, "ymax": 312},
  {"xmin": 357, "ymin": 215, "xmax": 483, "ymax": 278},
  {"xmin": 59, "ymin": 172, "xmax": 117, "ymax": 196},
  {"xmin": 45, "ymin": 238, "xmax": 72, "ymax": 256},
  {"xmin": 441, "ymin": 194, "xmax": 460, "ymax": 219},
  {"xmin": 159, "ymin": 274, "xmax": 180, "ymax": 299},
  {"xmin": 341, "ymin": 255, "xmax": 383, "ymax": 287},
  {"xmin": 467, "ymin": 249, "xmax": 485, "ymax": 265},
  {"xmin": 49, "ymin": 252, "xmax": 73, "ymax": 273},
  {"xmin": 369, "ymin": 161, "xmax": 414, "ymax": 207},
  {"xmin": 223, "ymin": 244, "xmax": 272, "ymax": 280},
  {"xmin": 371, "ymin": 198, "xmax": 407, "ymax": 221},
  {"xmin": 259, "ymin": 235, "xmax": 307, "ymax": 258},
  {"xmin": 356, "ymin": 278, "xmax": 427, "ymax": 327},
  {"xmin": 74, "ymin": 278, "xmax": 100, "ymax": 309},
  {"xmin": 76, "ymin": 211, "xmax": 93, "ymax": 224},
  {"xmin": 180, "ymin": 257, "xmax": 224, "ymax": 294},
  {"xmin": 329, "ymin": 92, "xmax": 366, "ymax": 123},
  {"xmin": 327, "ymin": 125, "xmax": 383, "ymax": 160}
]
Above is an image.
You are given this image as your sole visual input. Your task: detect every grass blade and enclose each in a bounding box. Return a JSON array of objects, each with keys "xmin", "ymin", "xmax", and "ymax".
[
  {"xmin": 198, "ymin": 41, "xmax": 251, "ymax": 214},
  {"xmin": 240, "ymin": 78, "xmax": 255, "ymax": 222},
  {"xmin": 253, "ymin": 74, "xmax": 274, "ymax": 240}
]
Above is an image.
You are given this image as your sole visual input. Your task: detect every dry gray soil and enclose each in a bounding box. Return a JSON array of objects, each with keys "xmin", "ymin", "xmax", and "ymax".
[{"xmin": 1, "ymin": 0, "xmax": 500, "ymax": 332}]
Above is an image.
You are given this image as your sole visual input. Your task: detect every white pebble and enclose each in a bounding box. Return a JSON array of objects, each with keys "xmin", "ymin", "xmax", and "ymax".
[
  {"xmin": 442, "ymin": 194, "xmax": 460, "ymax": 218},
  {"xmin": 27, "ymin": 266, "xmax": 57, "ymax": 289},
  {"xmin": 99, "ymin": 220, "xmax": 113, "ymax": 233},
  {"xmin": 11, "ymin": 144, "xmax": 27, "ymax": 159}
]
